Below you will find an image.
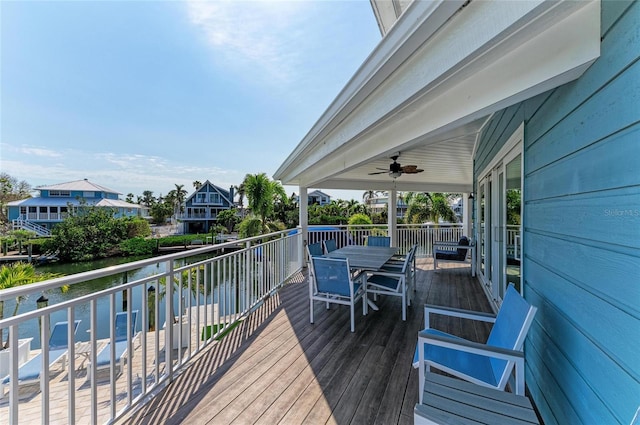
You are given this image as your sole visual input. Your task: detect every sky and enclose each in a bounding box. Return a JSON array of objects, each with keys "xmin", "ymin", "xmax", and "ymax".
[{"xmin": 0, "ymin": 0, "xmax": 381, "ymax": 202}]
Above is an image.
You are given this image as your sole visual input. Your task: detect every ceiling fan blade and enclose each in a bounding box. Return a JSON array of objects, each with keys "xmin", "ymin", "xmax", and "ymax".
[
  {"xmin": 400, "ymin": 165, "xmax": 425, "ymax": 174},
  {"xmin": 368, "ymin": 171, "xmax": 388, "ymax": 175}
]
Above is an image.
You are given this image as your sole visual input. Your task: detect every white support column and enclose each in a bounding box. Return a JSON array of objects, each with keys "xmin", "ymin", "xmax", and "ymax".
[
  {"xmin": 299, "ymin": 186, "xmax": 308, "ymax": 266},
  {"xmin": 388, "ymin": 189, "xmax": 397, "ymax": 246},
  {"xmin": 463, "ymin": 193, "xmax": 472, "ymax": 237}
]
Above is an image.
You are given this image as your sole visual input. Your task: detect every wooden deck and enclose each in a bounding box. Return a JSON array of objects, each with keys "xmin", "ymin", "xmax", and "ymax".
[{"xmin": 117, "ymin": 258, "xmax": 493, "ymax": 425}]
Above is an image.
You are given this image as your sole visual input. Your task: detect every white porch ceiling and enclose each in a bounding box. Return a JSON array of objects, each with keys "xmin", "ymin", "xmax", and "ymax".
[{"xmin": 274, "ymin": 0, "xmax": 601, "ymax": 195}]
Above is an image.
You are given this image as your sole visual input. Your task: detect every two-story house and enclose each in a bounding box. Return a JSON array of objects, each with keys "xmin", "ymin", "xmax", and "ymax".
[
  {"xmin": 6, "ymin": 179, "xmax": 145, "ymax": 236},
  {"xmin": 296, "ymin": 189, "xmax": 331, "ymax": 206},
  {"xmin": 180, "ymin": 180, "xmax": 235, "ymax": 233}
]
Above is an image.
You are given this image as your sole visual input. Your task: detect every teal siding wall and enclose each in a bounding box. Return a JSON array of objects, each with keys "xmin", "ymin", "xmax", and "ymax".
[{"xmin": 474, "ymin": 2, "xmax": 640, "ymax": 424}]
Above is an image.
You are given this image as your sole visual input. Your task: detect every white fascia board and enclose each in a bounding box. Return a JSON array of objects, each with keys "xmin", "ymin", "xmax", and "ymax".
[
  {"xmin": 274, "ymin": 0, "xmax": 465, "ymax": 179},
  {"xmin": 276, "ymin": 0, "xmax": 600, "ymax": 188}
]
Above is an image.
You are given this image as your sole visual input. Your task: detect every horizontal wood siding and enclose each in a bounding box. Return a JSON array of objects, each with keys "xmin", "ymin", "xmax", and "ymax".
[{"xmin": 474, "ymin": 2, "xmax": 640, "ymax": 424}]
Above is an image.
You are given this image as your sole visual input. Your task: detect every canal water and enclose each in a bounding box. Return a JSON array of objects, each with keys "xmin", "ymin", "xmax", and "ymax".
[{"xmin": 4, "ymin": 255, "xmax": 221, "ymax": 349}]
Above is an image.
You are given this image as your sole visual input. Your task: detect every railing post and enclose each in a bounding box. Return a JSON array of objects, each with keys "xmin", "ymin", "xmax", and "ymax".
[{"xmin": 165, "ymin": 259, "xmax": 174, "ymax": 379}]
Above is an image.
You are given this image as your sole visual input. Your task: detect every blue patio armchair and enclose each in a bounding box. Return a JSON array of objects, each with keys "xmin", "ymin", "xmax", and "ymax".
[
  {"xmin": 306, "ymin": 242, "xmax": 324, "ymax": 257},
  {"xmin": 309, "ymin": 257, "xmax": 368, "ymax": 332},
  {"xmin": 322, "ymin": 239, "xmax": 337, "ymax": 253},
  {"xmin": 1, "ymin": 320, "xmax": 81, "ymax": 397},
  {"xmin": 365, "ymin": 245, "xmax": 416, "ymax": 321},
  {"xmin": 366, "ymin": 236, "xmax": 390, "ymax": 247},
  {"xmin": 413, "ymin": 285, "xmax": 537, "ymax": 401},
  {"xmin": 433, "ymin": 236, "xmax": 475, "ymax": 276}
]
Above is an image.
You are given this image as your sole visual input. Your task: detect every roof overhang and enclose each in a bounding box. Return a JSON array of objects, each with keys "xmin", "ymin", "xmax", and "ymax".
[{"xmin": 274, "ymin": 0, "xmax": 601, "ymax": 193}]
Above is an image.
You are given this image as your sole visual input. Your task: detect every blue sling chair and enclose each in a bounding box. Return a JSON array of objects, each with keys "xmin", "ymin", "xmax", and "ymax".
[
  {"xmin": 413, "ymin": 285, "xmax": 537, "ymax": 402},
  {"xmin": 309, "ymin": 257, "xmax": 367, "ymax": 332},
  {"xmin": 322, "ymin": 239, "xmax": 337, "ymax": 253},
  {"xmin": 1, "ymin": 320, "xmax": 81, "ymax": 397},
  {"xmin": 366, "ymin": 236, "xmax": 390, "ymax": 247}
]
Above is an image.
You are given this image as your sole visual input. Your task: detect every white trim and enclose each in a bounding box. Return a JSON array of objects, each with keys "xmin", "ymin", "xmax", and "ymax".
[
  {"xmin": 275, "ymin": 1, "xmax": 600, "ymax": 193},
  {"xmin": 476, "ymin": 123, "xmax": 524, "ymax": 300}
]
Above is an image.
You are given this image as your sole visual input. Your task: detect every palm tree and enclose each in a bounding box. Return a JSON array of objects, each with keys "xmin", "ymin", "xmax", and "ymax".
[
  {"xmin": 141, "ymin": 190, "xmax": 156, "ymax": 207},
  {"xmin": 0, "ymin": 262, "xmax": 64, "ymax": 348},
  {"xmin": 125, "ymin": 193, "xmax": 135, "ymax": 203},
  {"xmin": 193, "ymin": 180, "xmax": 202, "ymax": 190},
  {"xmin": 405, "ymin": 192, "xmax": 457, "ymax": 224},
  {"xmin": 173, "ymin": 184, "xmax": 188, "ymax": 215},
  {"xmin": 241, "ymin": 173, "xmax": 288, "ymax": 234},
  {"xmin": 234, "ymin": 183, "xmax": 246, "ymax": 216}
]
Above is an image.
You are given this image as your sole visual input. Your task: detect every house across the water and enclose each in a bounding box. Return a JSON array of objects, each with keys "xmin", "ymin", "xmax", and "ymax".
[
  {"xmin": 179, "ymin": 180, "xmax": 235, "ymax": 233},
  {"xmin": 7, "ymin": 179, "xmax": 147, "ymax": 236}
]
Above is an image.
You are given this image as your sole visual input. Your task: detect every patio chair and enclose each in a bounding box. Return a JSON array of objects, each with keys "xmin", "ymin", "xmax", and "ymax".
[
  {"xmin": 309, "ymin": 257, "xmax": 367, "ymax": 332},
  {"xmin": 381, "ymin": 244, "xmax": 418, "ymax": 291},
  {"xmin": 366, "ymin": 236, "xmax": 390, "ymax": 247},
  {"xmin": 413, "ymin": 285, "xmax": 537, "ymax": 401},
  {"xmin": 365, "ymin": 246, "xmax": 415, "ymax": 321},
  {"xmin": 307, "ymin": 242, "xmax": 324, "ymax": 257},
  {"xmin": 433, "ymin": 236, "xmax": 475, "ymax": 276},
  {"xmin": 1, "ymin": 320, "xmax": 81, "ymax": 397},
  {"xmin": 322, "ymin": 239, "xmax": 337, "ymax": 253},
  {"xmin": 89, "ymin": 310, "xmax": 139, "ymax": 381}
]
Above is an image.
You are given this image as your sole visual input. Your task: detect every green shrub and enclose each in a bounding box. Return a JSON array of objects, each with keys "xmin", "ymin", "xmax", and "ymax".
[
  {"xmin": 126, "ymin": 217, "xmax": 151, "ymax": 238},
  {"xmin": 158, "ymin": 234, "xmax": 211, "ymax": 247},
  {"xmin": 120, "ymin": 238, "xmax": 157, "ymax": 256}
]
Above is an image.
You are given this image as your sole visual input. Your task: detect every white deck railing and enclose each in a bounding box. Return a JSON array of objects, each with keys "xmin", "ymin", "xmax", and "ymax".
[
  {"xmin": 0, "ymin": 223, "xmax": 464, "ymax": 423},
  {"xmin": 304, "ymin": 223, "xmax": 464, "ymax": 257},
  {"xmin": 0, "ymin": 230, "xmax": 302, "ymax": 424}
]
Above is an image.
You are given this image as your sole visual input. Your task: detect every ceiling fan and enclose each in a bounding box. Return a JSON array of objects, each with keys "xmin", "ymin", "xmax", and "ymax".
[{"xmin": 368, "ymin": 153, "xmax": 424, "ymax": 178}]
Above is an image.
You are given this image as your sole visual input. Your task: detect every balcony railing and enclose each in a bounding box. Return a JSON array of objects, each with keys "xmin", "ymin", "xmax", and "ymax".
[
  {"xmin": 0, "ymin": 224, "xmax": 464, "ymax": 423},
  {"xmin": 304, "ymin": 223, "xmax": 464, "ymax": 257},
  {"xmin": 0, "ymin": 230, "xmax": 302, "ymax": 424},
  {"xmin": 178, "ymin": 213, "xmax": 218, "ymax": 220}
]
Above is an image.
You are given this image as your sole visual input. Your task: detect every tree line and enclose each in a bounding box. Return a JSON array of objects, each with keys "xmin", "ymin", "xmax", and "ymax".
[{"xmin": 0, "ymin": 172, "xmax": 460, "ymax": 261}]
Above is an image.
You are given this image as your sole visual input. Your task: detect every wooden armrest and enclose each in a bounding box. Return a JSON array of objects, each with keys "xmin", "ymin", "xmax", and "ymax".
[
  {"xmin": 418, "ymin": 332, "xmax": 524, "ymax": 361},
  {"xmin": 424, "ymin": 304, "xmax": 496, "ymax": 324}
]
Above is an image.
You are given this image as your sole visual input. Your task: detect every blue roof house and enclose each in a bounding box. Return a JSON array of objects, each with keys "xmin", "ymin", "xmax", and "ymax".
[
  {"xmin": 7, "ymin": 179, "xmax": 145, "ymax": 236},
  {"xmin": 275, "ymin": 1, "xmax": 639, "ymax": 424},
  {"xmin": 179, "ymin": 180, "xmax": 235, "ymax": 233}
]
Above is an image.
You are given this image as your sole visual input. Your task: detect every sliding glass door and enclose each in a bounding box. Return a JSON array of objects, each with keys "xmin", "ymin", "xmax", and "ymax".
[{"xmin": 477, "ymin": 126, "xmax": 523, "ymax": 302}]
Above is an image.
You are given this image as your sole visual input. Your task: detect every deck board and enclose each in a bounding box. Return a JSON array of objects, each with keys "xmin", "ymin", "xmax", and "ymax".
[{"xmin": 118, "ymin": 259, "xmax": 492, "ymax": 425}]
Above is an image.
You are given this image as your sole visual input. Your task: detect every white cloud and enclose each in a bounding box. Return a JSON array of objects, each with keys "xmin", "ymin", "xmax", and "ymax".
[
  {"xmin": 0, "ymin": 149, "xmax": 244, "ymax": 198},
  {"xmin": 184, "ymin": 0, "xmax": 307, "ymax": 84},
  {"xmin": 1, "ymin": 143, "xmax": 62, "ymax": 158}
]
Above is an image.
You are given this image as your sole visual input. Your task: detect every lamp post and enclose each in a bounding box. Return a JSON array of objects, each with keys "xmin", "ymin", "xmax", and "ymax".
[
  {"xmin": 147, "ymin": 285, "xmax": 155, "ymax": 331},
  {"xmin": 36, "ymin": 295, "xmax": 49, "ymax": 346}
]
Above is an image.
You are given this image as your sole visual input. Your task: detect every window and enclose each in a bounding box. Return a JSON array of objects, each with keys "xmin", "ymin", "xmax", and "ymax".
[{"xmin": 49, "ymin": 190, "xmax": 70, "ymax": 197}]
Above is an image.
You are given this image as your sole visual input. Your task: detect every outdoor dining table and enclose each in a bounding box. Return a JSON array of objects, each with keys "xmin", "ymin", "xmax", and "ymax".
[
  {"xmin": 325, "ymin": 245, "xmax": 399, "ymax": 311},
  {"xmin": 325, "ymin": 245, "xmax": 398, "ymax": 271}
]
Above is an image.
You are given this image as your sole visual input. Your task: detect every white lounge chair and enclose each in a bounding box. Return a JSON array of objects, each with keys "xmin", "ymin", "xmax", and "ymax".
[
  {"xmin": 89, "ymin": 310, "xmax": 138, "ymax": 381},
  {"xmin": 1, "ymin": 320, "xmax": 81, "ymax": 397}
]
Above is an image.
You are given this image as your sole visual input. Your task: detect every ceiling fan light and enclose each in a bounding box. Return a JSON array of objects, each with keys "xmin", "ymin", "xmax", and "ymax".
[{"xmin": 390, "ymin": 171, "xmax": 402, "ymax": 178}]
